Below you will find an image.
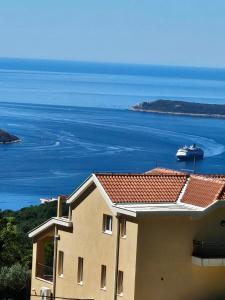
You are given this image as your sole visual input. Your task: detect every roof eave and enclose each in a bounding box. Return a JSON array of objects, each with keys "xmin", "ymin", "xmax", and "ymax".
[
  {"xmin": 66, "ymin": 174, "xmax": 94, "ymax": 204},
  {"xmin": 28, "ymin": 217, "xmax": 72, "ymax": 238},
  {"xmin": 66, "ymin": 174, "xmax": 136, "ymax": 217}
]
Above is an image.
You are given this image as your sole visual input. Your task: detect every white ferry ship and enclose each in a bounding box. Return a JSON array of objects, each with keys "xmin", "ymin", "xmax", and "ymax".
[{"xmin": 176, "ymin": 144, "xmax": 204, "ymax": 161}]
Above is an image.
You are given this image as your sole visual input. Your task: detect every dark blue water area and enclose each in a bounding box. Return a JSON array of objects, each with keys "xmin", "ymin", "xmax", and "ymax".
[
  {"xmin": 0, "ymin": 102, "xmax": 225, "ymax": 210},
  {"xmin": 1, "ymin": 58, "xmax": 225, "ymax": 109},
  {"xmin": 1, "ymin": 58, "xmax": 225, "ymax": 209}
]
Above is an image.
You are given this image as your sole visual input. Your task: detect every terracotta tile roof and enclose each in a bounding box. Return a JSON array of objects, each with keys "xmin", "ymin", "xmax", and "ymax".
[
  {"xmin": 145, "ymin": 168, "xmax": 187, "ymax": 175},
  {"xmin": 96, "ymin": 174, "xmax": 187, "ymax": 203},
  {"xmin": 181, "ymin": 175, "xmax": 225, "ymax": 208},
  {"xmin": 94, "ymin": 168, "xmax": 225, "ymax": 208},
  {"xmin": 195, "ymin": 175, "xmax": 225, "ymax": 200}
]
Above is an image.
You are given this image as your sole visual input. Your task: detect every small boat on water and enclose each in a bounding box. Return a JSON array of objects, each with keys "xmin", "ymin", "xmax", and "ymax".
[{"xmin": 176, "ymin": 144, "xmax": 204, "ymax": 161}]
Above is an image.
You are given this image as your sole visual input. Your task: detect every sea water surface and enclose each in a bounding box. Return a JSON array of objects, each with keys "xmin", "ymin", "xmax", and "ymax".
[{"xmin": 1, "ymin": 58, "xmax": 225, "ymax": 209}]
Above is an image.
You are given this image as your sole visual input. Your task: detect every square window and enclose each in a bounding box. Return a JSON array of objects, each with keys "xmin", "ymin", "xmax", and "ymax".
[{"xmin": 103, "ymin": 214, "xmax": 112, "ymax": 234}]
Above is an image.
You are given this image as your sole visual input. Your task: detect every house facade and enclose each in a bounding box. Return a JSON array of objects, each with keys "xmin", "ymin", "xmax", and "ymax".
[{"xmin": 29, "ymin": 168, "xmax": 225, "ymax": 300}]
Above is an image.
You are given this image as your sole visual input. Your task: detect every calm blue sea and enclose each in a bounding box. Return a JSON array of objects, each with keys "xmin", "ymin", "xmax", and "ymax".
[{"xmin": 1, "ymin": 58, "xmax": 225, "ymax": 210}]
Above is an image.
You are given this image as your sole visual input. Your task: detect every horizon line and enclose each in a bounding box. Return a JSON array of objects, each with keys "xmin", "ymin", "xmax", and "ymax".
[{"xmin": 0, "ymin": 56, "xmax": 225, "ymax": 71}]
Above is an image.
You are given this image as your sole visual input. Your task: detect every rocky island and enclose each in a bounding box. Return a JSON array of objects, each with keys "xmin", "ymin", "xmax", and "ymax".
[
  {"xmin": 131, "ymin": 100, "xmax": 225, "ymax": 118},
  {"xmin": 0, "ymin": 129, "xmax": 21, "ymax": 144}
]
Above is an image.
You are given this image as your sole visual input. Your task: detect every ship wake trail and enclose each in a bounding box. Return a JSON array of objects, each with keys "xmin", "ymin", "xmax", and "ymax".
[
  {"xmin": 176, "ymin": 134, "xmax": 225, "ymax": 158},
  {"xmin": 134, "ymin": 126, "xmax": 225, "ymax": 159},
  {"xmin": 189, "ymin": 136, "xmax": 225, "ymax": 158}
]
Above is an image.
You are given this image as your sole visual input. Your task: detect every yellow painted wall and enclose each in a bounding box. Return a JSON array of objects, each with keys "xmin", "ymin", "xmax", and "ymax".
[
  {"xmin": 118, "ymin": 217, "xmax": 138, "ymax": 300},
  {"xmin": 134, "ymin": 207, "xmax": 225, "ymax": 300},
  {"xmin": 55, "ymin": 186, "xmax": 138, "ymax": 300},
  {"xmin": 30, "ymin": 242, "xmax": 53, "ymax": 300}
]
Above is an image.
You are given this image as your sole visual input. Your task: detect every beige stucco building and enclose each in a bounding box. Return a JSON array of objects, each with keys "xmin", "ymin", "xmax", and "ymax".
[{"xmin": 29, "ymin": 168, "xmax": 225, "ymax": 300}]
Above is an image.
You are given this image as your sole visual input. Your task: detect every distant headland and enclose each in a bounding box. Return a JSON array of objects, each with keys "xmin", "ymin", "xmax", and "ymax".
[
  {"xmin": 131, "ymin": 100, "xmax": 225, "ymax": 119},
  {"xmin": 0, "ymin": 129, "xmax": 21, "ymax": 144}
]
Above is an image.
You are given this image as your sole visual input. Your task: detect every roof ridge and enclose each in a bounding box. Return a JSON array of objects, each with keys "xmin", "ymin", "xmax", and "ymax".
[
  {"xmin": 145, "ymin": 167, "xmax": 188, "ymax": 175},
  {"xmin": 191, "ymin": 174, "xmax": 225, "ymax": 184},
  {"xmin": 202, "ymin": 174, "xmax": 225, "ymax": 177},
  {"xmin": 177, "ymin": 176, "xmax": 190, "ymax": 203},
  {"xmin": 95, "ymin": 173, "xmax": 187, "ymax": 177}
]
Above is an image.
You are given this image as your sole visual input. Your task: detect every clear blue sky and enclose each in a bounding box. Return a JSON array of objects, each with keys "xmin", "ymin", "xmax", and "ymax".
[{"xmin": 1, "ymin": 0, "xmax": 225, "ymax": 67}]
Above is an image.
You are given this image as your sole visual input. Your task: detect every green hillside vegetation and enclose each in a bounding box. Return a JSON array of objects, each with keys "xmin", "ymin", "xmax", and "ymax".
[
  {"xmin": 0, "ymin": 201, "xmax": 67, "ymax": 300},
  {"xmin": 132, "ymin": 100, "xmax": 225, "ymax": 117}
]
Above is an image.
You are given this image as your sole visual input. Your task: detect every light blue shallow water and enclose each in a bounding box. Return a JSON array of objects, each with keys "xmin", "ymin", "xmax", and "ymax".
[{"xmin": 0, "ymin": 58, "xmax": 225, "ymax": 210}]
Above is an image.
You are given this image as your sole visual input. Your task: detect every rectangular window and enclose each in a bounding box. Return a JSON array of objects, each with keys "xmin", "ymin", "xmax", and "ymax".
[
  {"xmin": 103, "ymin": 214, "xmax": 112, "ymax": 233},
  {"xmin": 100, "ymin": 265, "xmax": 107, "ymax": 290},
  {"xmin": 58, "ymin": 251, "xmax": 64, "ymax": 277},
  {"xmin": 77, "ymin": 257, "xmax": 84, "ymax": 284},
  {"xmin": 117, "ymin": 271, "xmax": 123, "ymax": 295},
  {"xmin": 120, "ymin": 219, "xmax": 126, "ymax": 238}
]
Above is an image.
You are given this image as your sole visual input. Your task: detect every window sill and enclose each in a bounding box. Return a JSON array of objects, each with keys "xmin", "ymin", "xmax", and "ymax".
[
  {"xmin": 103, "ymin": 230, "xmax": 112, "ymax": 235},
  {"xmin": 100, "ymin": 287, "xmax": 107, "ymax": 291},
  {"xmin": 78, "ymin": 282, "xmax": 83, "ymax": 286},
  {"xmin": 121, "ymin": 235, "xmax": 126, "ymax": 239},
  {"xmin": 58, "ymin": 275, "xmax": 64, "ymax": 278},
  {"xmin": 117, "ymin": 293, "xmax": 123, "ymax": 297}
]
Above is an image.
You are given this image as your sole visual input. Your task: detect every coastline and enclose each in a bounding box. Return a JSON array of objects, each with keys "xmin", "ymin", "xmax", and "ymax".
[
  {"xmin": 0, "ymin": 139, "xmax": 21, "ymax": 144},
  {"xmin": 129, "ymin": 107, "xmax": 225, "ymax": 119}
]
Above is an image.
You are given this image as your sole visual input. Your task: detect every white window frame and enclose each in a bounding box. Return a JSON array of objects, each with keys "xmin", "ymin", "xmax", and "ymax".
[
  {"xmin": 100, "ymin": 265, "xmax": 107, "ymax": 290},
  {"xmin": 103, "ymin": 214, "xmax": 112, "ymax": 234},
  {"xmin": 58, "ymin": 251, "xmax": 64, "ymax": 277},
  {"xmin": 77, "ymin": 257, "xmax": 84, "ymax": 285}
]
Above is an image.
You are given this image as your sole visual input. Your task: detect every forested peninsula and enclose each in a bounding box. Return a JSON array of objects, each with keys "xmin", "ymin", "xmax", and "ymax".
[
  {"xmin": 0, "ymin": 129, "xmax": 20, "ymax": 144},
  {"xmin": 131, "ymin": 100, "xmax": 225, "ymax": 118}
]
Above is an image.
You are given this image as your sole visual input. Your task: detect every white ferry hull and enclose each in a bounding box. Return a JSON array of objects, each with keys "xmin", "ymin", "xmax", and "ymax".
[
  {"xmin": 176, "ymin": 153, "xmax": 204, "ymax": 161},
  {"xmin": 176, "ymin": 145, "xmax": 204, "ymax": 161}
]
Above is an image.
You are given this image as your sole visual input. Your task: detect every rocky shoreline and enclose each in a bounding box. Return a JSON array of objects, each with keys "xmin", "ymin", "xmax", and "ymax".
[
  {"xmin": 130, "ymin": 107, "xmax": 225, "ymax": 119},
  {"xmin": 0, "ymin": 129, "xmax": 21, "ymax": 144},
  {"xmin": 131, "ymin": 100, "xmax": 225, "ymax": 119}
]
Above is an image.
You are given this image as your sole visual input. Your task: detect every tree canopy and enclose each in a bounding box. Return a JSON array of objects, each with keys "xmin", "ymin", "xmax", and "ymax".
[{"xmin": 0, "ymin": 201, "xmax": 62, "ymax": 299}]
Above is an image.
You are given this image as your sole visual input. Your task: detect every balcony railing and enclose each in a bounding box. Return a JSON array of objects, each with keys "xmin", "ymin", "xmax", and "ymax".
[
  {"xmin": 36, "ymin": 262, "xmax": 53, "ymax": 282},
  {"xmin": 193, "ymin": 240, "xmax": 225, "ymax": 258}
]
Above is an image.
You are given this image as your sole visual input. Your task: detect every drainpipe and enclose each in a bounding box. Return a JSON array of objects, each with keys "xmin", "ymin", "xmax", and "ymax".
[
  {"xmin": 52, "ymin": 224, "xmax": 58, "ymax": 299},
  {"xmin": 113, "ymin": 216, "xmax": 120, "ymax": 300}
]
